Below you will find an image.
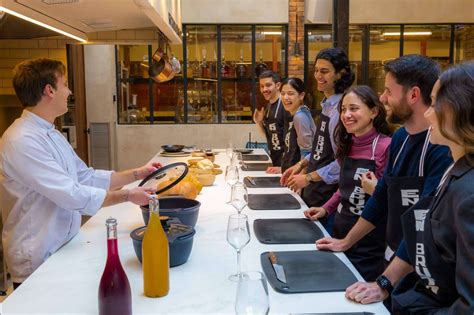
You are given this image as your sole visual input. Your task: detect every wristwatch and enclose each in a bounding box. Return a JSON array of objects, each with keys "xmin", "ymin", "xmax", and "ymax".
[
  {"xmin": 305, "ymin": 173, "xmax": 313, "ymax": 183},
  {"xmin": 376, "ymin": 275, "xmax": 393, "ymax": 293}
]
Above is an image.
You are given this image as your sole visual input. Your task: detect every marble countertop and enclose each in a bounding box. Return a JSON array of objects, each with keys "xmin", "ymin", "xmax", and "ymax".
[{"xmin": 2, "ymin": 149, "xmax": 388, "ymax": 314}]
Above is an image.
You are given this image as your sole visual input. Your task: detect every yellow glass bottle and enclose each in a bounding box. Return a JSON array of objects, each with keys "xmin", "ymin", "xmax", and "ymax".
[{"xmin": 142, "ymin": 195, "xmax": 169, "ymax": 297}]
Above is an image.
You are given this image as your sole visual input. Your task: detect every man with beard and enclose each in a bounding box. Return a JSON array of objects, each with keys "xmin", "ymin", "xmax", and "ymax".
[
  {"xmin": 315, "ymin": 55, "xmax": 453, "ymax": 304},
  {"xmin": 253, "ymin": 71, "xmax": 290, "ymax": 172}
]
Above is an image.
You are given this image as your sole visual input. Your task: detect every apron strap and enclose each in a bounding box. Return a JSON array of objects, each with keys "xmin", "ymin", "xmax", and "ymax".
[
  {"xmin": 266, "ymin": 97, "xmax": 282, "ymax": 119},
  {"xmin": 274, "ymin": 98, "xmax": 281, "ymax": 119},
  {"xmin": 371, "ymin": 134, "xmax": 381, "ymax": 160},
  {"xmin": 419, "ymin": 129, "xmax": 431, "ymax": 177},
  {"xmin": 435, "ymin": 163, "xmax": 454, "ymax": 196},
  {"xmin": 393, "ymin": 135, "xmax": 409, "ymax": 168}
]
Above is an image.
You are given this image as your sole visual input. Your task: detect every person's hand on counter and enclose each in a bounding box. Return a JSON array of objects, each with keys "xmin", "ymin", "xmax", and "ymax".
[
  {"xmin": 286, "ymin": 173, "xmax": 310, "ymax": 191},
  {"xmin": 315, "ymin": 236, "xmax": 351, "ymax": 252},
  {"xmin": 280, "ymin": 159, "xmax": 307, "ymax": 186},
  {"xmin": 345, "ymin": 281, "xmax": 389, "ymax": 304},
  {"xmin": 360, "ymin": 171, "xmax": 378, "ymax": 196},
  {"xmin": 304, "ymin": 207, "xmax": 327, "ymax": 220},
  {"xmin": 266, "ymin": 166, "xmax": 281, "ymax": 174}
]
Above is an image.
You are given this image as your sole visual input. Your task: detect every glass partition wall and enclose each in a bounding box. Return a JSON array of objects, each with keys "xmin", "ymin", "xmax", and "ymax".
[
  {"xmin": 305, "ymin": 24, "xmax": 473, "ymax": 101},
  {"xmin": 116, "ymin": 24, "xmax": 287, "ymax": 124}
]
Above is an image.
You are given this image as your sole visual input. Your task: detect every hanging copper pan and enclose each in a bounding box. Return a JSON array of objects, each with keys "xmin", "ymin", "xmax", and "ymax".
[{"xmin": 149, "ymin": 48, "xmax": 175, "ymax": 83}]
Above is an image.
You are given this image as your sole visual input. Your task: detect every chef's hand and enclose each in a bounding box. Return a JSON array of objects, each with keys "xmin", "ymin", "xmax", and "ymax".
[
  {"xmin": 286, "ymin": 174, "xmax": 310, "ymax": 191},
  {"xmin": 315, "ymin": 237, "xmax": 350, "ymax": 252},
  {"xmin": 266, "ymin": 166, "xmax": 281, "ymax": 174},
  {"xmin": 280, "ymin": 164, "xmax": 299, "ymax": 186},
  {"xmin": 345, "ymin": 281, "xmax": 388, "ymax": 304},
  {"xmin": 360, "ymin": 171, "xmax": 377, "ymax": 196},
  {"xmin": 126, "ymin": 187, "xmax": 156, "ymax": 206},
  {"xmin": 134, "ymin": 161, "xmax": 163, "ymax": 180},
  {"xmin": 253, "ymin": 107, "xmax": 265, "ymax": 124},
  {"xmin": 304, "ymin": 207, "xmax": 327, "ymax": 221}
]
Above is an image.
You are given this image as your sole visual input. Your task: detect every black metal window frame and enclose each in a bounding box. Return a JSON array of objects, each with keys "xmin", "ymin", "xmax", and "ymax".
[
  {"xmin": 115, "ymin": 24, "xmax": 288, "ymax": 125},
  {"xmin": 183, "ymin": 23, "xmax": 289, "ymax": 124},
  {"xmin": 304, "ymin": 23, "xmax": 470, "ymax": 86}
]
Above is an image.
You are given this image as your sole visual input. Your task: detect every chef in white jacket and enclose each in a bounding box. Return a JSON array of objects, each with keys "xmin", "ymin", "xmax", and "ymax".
[{"xmin": 0, "ymin": 58, "xmax": 159, "ymax": 288}]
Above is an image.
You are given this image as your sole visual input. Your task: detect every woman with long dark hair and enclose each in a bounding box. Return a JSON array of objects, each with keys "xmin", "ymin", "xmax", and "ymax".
[
  {"xmin": 279, "ymin": 77, "xmax": 315, "ymax": 172},
  {"xmin": 387, "ymin": 63, "xmax": 474, "ymax": 313},
  {"xmin": 305, "ymin": 85, "xmax": 392, "ymax": 281}
]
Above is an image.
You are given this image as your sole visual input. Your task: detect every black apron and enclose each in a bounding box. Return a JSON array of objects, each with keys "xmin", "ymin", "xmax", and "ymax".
[
  {"xmin": 392, "ymin": 167, "xmax": 457, "ymax": 314},
  {"xmin": 280, "ymin": 116, "xmax": 300, "ymax": 173},
  {"xmin": 263, "ymin": 98, "xmax": 284, "ymax": 167},
  {"xmin": 302, "ymin": 112, "xmax": 339, "ymax": 207},
  {"xmin": 333, "ymin": 135, "xmax": 386, "ymax": 281},
  {"xmin": 384, "ymin": 131, "xmax": 431, "ymax": 262}
]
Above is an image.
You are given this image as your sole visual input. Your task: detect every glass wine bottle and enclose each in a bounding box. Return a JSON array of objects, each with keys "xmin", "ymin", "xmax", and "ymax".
[
  {"xmin": 98, "ymin": 218, "xmax": 132, "ymax": 315},
  {"xmin": 221, "ymin": 49, "xmax": 230, "ymax": 78},
  {"xmin": 236, "ymin": 48, "xmax": 247, "ymax": 78},
  {"xmin": 255, "ymin": 49, "xmax": 268, "ymax": 77},
  {"xmin": 200, "ymin": 48, "xmax": 210, "ymax": 78},
  {"xmin": 142, "ymin": 195, "xmax": 170, "ymax": 297}
]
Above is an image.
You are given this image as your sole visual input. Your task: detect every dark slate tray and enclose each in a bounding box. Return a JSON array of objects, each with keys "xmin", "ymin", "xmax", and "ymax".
[
  {"xmin": 241, "ymin": 154, "xmax": 270, "ymax": 162},
  {"xmin": 253, "ymin": 218, "xmax": 324, "ymax": 244},
  {"xmin": 248, "ymin": 194, "xmax": 301, "ymax": 210},
  {"xmin": 261, "ymin": 250, "xmax": 358, "ymax": 294},
  {"xmin": 241, "ymin": 163, "xmax": 272, "ymax": 171},
  {"xmin": 244, "ymin": 176, "xmax": 282, "ymax": 188}
]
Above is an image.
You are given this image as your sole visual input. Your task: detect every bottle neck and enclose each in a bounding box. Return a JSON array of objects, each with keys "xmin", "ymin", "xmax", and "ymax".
[
  {"xmin": 105, "ymin": 218, "xmax": 119, "ymax": 258},
  {"xmin": 149, "ymin": 196, "xmax": 160, "ymax": 216}
]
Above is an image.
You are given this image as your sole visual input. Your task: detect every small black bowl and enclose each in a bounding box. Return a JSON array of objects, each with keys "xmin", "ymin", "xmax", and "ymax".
[
  {"xmin": 161, "ymin": 144, "xmax": 185, "ymax": 153},
  {"xmin": 140, "ymin": 197, "xmax": 201, "ymax": 227}
]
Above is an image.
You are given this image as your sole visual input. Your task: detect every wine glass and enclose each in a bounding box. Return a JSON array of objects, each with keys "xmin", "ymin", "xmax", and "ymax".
[
  {"xmin": 225, "ymin": 165, "xmax": 239, "ymax": 203},
  {"xmin": 231, "ymin": 152, "xmax": 242, "ymax": 168},
  {"xmin": 235, "ymin": 271, "xmax": 270, "ymax": 315},
  {"xmin": 230, "ymin": 182, "xmax": 248, "ymax": 214},
  {"xmin": 226, "ymin": 142, "xmax": 234, "ymax": 162},
  {"xmin": 227, "ymin": 214, "xmax": 251, "ymax": 282}
]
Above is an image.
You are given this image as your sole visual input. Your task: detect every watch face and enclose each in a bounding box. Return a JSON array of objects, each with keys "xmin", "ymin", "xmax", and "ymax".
[
  {"xmin": 378, "ymin": 277, "xmax": 389, "ymax": 287},
  {"xmin": 377, "ymin": 275, "xmax": 392, "ymax": 292}
]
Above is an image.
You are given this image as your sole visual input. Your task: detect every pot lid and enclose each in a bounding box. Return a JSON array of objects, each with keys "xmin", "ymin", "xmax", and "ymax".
[
  {"xmin": 130, "ymin": 217, "xmax": 195, "ymax": 243},
  {"xmin": 139, "ymin": 162, "xmax": 188, "ymax": 195}
]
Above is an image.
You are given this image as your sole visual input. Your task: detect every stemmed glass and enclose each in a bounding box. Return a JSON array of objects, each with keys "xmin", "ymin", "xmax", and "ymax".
[
  {"xmin": 231, "ymin": 152, "xmax": 242, "ymax": 168},
  {"xmin": 230, "ymin": 182, "xmax": 248, "ymax": 214},
  {"xmin": 225, "ymin": 165, "xmax": 239, "ymax": 203},
  {"xmin": 227, "ymin": 214, "xmax": 251, "ymax": 282},
  {"xmin": 235, "ymin": 271, "xmax": 270, "ymax": 315},
  {"xmin": 226, "ymin": 143, "xmax": 234, "ymax": 163}
]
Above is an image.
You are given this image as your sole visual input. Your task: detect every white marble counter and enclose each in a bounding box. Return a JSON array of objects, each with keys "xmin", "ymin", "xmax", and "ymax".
[{"xmin": 2, "ymin": 150, "xmax": 388, "ymax": 314}]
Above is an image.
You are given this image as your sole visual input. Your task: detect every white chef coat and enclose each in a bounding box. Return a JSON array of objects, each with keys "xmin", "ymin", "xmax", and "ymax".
[{"xmin": 0, "ymin": 110, "xmax": 112, "ymax": 282}]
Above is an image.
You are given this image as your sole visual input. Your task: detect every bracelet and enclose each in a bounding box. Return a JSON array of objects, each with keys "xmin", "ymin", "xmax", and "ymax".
[
  {"xmin": 297, "ymin": 161, "xmax": 305, "ymax": 171},
  {"xmin": 305, "ymin": 173, "xmax": 313, "ymax": 183},
  {"xmin": 133, "ymin": 170, "xmax": 140, "ymax": 180}
]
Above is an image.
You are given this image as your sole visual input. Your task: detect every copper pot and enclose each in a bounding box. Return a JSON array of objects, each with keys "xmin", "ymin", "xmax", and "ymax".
[{"xmin": 149, "ymin": 48, "xmax": 175, "ymax": 83}]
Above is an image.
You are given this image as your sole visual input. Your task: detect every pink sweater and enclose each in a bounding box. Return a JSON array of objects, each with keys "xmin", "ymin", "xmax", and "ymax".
[{"xmin": 323, "ymin": 127, "xmax": 391, "ymax": 214}]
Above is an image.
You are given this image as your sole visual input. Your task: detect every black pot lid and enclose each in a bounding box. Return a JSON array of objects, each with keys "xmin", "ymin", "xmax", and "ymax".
[
  {"xmin": 139, "ymin": 162, "xmax": 188, "ymax": 195},
  {"xmin": 130, "ymin": 217, "xmax": 195, "ymax": 243}
]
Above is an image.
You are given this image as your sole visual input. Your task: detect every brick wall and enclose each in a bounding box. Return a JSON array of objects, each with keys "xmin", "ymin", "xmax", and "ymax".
[
  {"xmin": 463, "ymin": 25, "xmax": 474, "ymax": 60},
  {"xmin": 288, "ymin": 0, "xmax": 305, "ymax": 78},
  {"xmin": 0, "ymin": 37, "xmax": 75, "ymax": 95}
]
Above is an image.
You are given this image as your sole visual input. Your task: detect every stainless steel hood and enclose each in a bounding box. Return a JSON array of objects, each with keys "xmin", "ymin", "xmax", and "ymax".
[{"xmin": 0, "ymin": 0, "xmax": 182, "ymax": 43}]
